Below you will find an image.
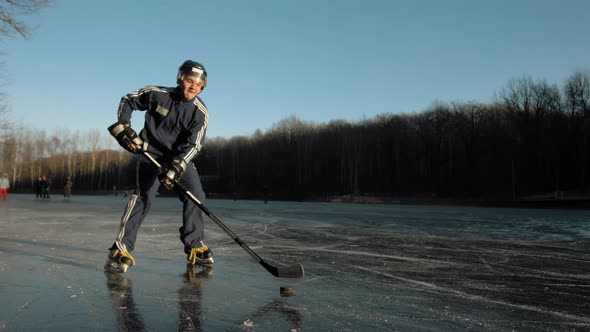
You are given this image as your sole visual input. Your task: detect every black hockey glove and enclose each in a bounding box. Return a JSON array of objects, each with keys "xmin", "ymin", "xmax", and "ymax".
[
  {"xmin": 159, "ymin": 157, "xmax": 188, "ymax": 190},
  {"xmin": 108, "ymin": 121, "xmax": 143, "ymax": 154}
]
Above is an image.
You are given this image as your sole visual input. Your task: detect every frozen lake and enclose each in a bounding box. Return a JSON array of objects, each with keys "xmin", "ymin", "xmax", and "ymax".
[{"xmin": 1, "ymin": 193, "xmax": 589, "ymax": 331}]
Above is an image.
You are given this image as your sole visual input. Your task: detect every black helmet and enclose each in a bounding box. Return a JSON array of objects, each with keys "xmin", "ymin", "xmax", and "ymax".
[{"xmin": 177, "ymin": 60, "xmax": 207, "ymax": 90}]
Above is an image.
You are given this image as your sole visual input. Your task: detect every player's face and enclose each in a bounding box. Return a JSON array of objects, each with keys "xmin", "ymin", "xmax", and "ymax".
[{"xmin": 180, "ymin": 75, "xmax": 204, "ymax": 100}]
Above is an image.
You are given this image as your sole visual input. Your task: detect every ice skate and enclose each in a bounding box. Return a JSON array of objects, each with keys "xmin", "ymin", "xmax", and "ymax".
[
  {"xmin": 186, "ymin": 246, "xmax": 214, "ymax": 266},
  {"xmin": 104, "ymin": 248, "xmax": 136, "ymax": 273}
]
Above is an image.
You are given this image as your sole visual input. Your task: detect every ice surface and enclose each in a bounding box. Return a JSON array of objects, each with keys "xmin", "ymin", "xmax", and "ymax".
[{"xmin": 1, "ymin": 194, "xmax": 589, "ymax": 331}]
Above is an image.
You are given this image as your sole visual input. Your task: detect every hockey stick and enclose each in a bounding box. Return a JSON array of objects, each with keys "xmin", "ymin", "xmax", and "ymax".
[{"xmin": 143, "ymin": 151, "xmax": 304, "ymax": 279}]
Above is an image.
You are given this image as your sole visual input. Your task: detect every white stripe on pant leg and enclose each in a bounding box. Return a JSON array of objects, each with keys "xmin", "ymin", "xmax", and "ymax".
[{"xmin": 116, "ymin": 194, "xmax": 138, "ymax": 252}]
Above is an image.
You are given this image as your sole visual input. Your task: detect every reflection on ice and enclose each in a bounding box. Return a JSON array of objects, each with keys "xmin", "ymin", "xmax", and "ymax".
[
  {"xmin": 105, "ymin": 271, "xmax": 146, "ymax": 332},
  {"xmin": 178, "ymin": 265, "xmax": 213, "ymax": 332}
]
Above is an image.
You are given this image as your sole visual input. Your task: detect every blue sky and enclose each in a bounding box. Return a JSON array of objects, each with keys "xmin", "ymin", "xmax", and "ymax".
[{"xmin": 2, "ymin": 0, "xmax": 589, "ymax": 139}]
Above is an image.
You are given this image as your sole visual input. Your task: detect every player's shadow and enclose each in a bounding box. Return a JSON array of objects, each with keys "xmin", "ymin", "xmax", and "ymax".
[
  {"xmin": 104, "ymin": 271, "xmax": 146, "ymax": 332},
  {"xmin": 177, "ymin": 264, "xmax": 214, "ymax": 332}
]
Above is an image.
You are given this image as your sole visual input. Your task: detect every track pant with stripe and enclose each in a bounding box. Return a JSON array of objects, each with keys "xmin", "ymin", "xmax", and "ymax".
[{"xmin": 112, "ymin": 153, "xmax": 206, "ymax": 253}]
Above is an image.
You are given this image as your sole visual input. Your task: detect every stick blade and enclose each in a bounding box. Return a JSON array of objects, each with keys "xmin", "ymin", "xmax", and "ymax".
[{"xmin": 261, "ymin": 261, "xmax": 305, "ymax": 278}]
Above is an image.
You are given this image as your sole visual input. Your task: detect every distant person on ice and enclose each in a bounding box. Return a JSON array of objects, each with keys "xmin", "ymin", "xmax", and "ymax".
[
  {"xmin": 0, "ymin": 173, "xmax": 10, "ymax": 200},
  {"xmin": 63, "ymin": 176, "xmax": 73, "ymax": 200},
  {"xmin": 41, "ymin": 175, "xmax": 50, "ymax": 199},
  {"xmin": 105, "ymin": 59, "xmax": 212, "ymax": 273},
  {"xmin": 35, "ymin": 176, "xmax": 42, "ymax": 198}
]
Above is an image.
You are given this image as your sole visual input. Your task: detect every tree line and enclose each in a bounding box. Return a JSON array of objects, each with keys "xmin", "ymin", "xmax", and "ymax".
[
  {"xmin": 0, "ymin": 127, "xmax": 135, "ymax": 194},
  {"xmin": 199, "ymin": 71, "xmax": 590, "ymax": 201},
  {"xmin": 1, "ymin": 70, "xmax": 589, "ymax": 201}
]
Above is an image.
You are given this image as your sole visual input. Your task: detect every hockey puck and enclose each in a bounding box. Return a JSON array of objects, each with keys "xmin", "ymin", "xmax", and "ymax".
[{"xmin": 280, "ymin": 286, "xmax": 295, "ymax": 297}]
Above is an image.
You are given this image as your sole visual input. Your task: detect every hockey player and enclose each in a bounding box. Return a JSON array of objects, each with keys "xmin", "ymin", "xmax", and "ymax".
[{"xmin": 105, "ymin": 60, "xmax": 213, "ymax": 273}]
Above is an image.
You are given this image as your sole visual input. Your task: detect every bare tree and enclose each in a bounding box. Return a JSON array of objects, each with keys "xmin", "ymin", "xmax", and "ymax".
[
  {"xmin": 21, "ymin": 128, "xmax": 36, "ymax": 185},
  {"xmin": 499, "ymin": 77, "xmax": 535, "ymax": 116},
  {"xmin": 34, "ymin": 130, "xmax": 47, "ymax": 176},
  {"xmin": 531, "ymin": 79, "xmax": 561, "ymax": 118},
  {"xmin": 87, "ymin": 129, "xmax": 101, "ymax": 190},
  {"xmin": 98, "ymin": 134, "xmax": 113, "ymax": 191},
  {"xmin": 563, "ymin": 70, "xmax": 590, "ymax": 119},
  {"xmin": 0, "ymin": 0, "xmax": 51, "ymax": 171},
  {"xmin": 0, "ymin": 105, "xmax": 10, "ymax": 171},
  {"xmin": 0, "ymin": 95, "xmax": 9, "ymax": 129},
  {"xmin": 0, "ymin": 0, "xmax": 51, "ymax": 39},
  {"xmin": 269, "ymin": 115, "xmax": 304, "ymax": 144}
]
